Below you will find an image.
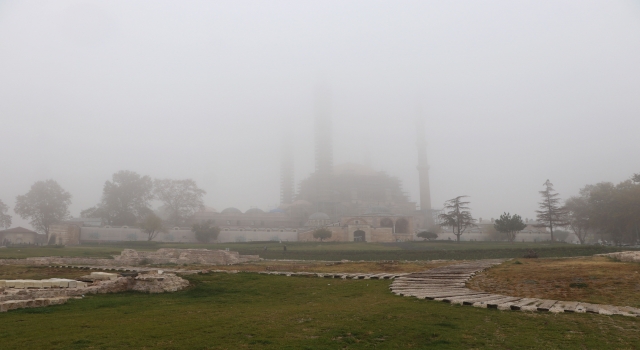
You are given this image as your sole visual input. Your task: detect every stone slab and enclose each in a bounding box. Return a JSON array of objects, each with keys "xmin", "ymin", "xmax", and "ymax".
[
  {"xmin": 510, "ymin": 298, "xmax": 539, "ymax": 310},
  {"xmin": 536, "ymin": 299, "xmax": 558, "ymax": 312}
]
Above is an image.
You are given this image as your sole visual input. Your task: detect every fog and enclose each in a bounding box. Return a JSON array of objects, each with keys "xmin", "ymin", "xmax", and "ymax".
[{"xmin": 1, "ymin": 1, "xmax": 639, "ymax": 230}]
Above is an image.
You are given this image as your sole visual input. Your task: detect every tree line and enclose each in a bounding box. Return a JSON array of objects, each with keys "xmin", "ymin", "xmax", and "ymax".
[
  {"xmin": 419, "ymin": 173, "xmax": 639, "ymax": 245},
  {"xmin": 0, "ymin": 170, "xmax": 209, "ymax": 241}
]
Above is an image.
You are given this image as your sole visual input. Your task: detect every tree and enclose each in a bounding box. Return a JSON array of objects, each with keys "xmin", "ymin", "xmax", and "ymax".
[
  {"xmin": 493, "ymin": 212, "xmax": 527, "ymax": 243},
  {"xmin": 82, "ymin": 171, "xmax": 154, "ymax": 226},
  {"xmin": 140, "ymin": 212, "xmax": 164, "ymax": 241},
  {"xmin": 535, "ymin": 180, "xmax": 569, "ymax": 242},
  {"xmin": 192, "ymin": 220, "xmax": 221, "ymax": 243},
  {"xmin": 0, "ymin": 199, "xmax": 12, "ymax": 229},
  {"xmin": 312, "ymin": 228, "xmax": 332, "ymax": 241},
  {"xmin": 576, "ymin": 179, "xmax": 640, "ymax": 245},
  {"xmin": 417, "ymin": 231, "xmax": 438, "ymax": 241},
  {"xmin": 565, "ymin": 195, "xmax": 591, "ymax": 244},
  {"xmin": 154, "ymin": 179, "xmax": 206, "ymax": 227},
  {"xmin": 14, "ymin": 180, "xmax": 71, "ymax": 235},
  {"xmin": 438, "ymin": 196, "xmax": 476, "ymax": 243}
]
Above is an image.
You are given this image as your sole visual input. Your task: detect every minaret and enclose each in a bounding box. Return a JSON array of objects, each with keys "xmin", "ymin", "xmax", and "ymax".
[
  {"xmin": 314, "ymin": 85, "xmax": 333, "ymax": 212},
  {"xmin": 416, "ymin": 117, "xmax": 435, "ymax": 230},
  {"xmin": 314, "ymin": 86, "xmax": 333, "ymax": 176},
  {"xmin": 280, "ymin": 136, "xmax": 294, "ymax": 205}
]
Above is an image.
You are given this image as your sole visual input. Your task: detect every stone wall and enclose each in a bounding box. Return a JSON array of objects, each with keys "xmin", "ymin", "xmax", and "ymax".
[
  {"xmin": 49, "ymin": 224, "xmax": 81, "ymax": 245},
  {"xmin": 114, "ymin": 248, "xmax": 260, "ymax": 265},
  {"xmin": 0, "ymin": 248, "xmax": 259, "ymax": 267}
]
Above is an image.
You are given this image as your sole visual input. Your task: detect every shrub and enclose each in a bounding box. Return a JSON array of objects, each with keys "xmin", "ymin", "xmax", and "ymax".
[
  {"xmin": 192, "ymin": 220, "xmax": 221, "ymax": 243},
  {"xmin": 312, "ymin": 228, "xmax": 332, "ymax": 242},
  {"xmin": 417, "ymin": 231, "xmax": 438, "ymax": 241}
]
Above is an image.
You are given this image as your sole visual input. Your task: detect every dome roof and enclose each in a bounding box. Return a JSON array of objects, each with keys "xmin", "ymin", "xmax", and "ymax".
[
  {"xmin": 245, "ymin": 208, "xmax": 265, "ymax": 215},
  {"xmin": 221, "ymin": 207, "xmax": 242, "ymax": 215},
  {"xmin": 309, "ymin": 212, "xmax": 330, "ymax": 220},
  {"xmin": 367, "ymin": 206, "xmax": 391, "ymax": 214},
  {"xmin": 333, "ymin": 162, "xmax": 376, "ymax": 176}
]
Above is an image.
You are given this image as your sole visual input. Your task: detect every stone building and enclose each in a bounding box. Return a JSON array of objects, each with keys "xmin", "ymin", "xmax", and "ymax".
[
  {"xmin": 0, "ymin": 227, "xmax": 41, "ymax": 245},
  {"xmin": 47, "ymin": 223, "xmax": 82, "ymax": 245}
]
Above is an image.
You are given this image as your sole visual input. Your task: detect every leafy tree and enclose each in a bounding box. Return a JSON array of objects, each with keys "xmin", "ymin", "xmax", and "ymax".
[
  {"xmin": 565, "ymin": 195, "xmax": 592, "ymax": 244},
  {"xmin": 417, "ymin": 231, "xmax": 438, "ymax": 241},
  {"xmin": 0, "ymin": 199, "xmax": 12, "ymax": 229},
  {"xmin": 154, "ymin": 179, "xmax": 206, "ymax": 227},
  {"xmin": 438, "ymin": 196, "xmax": 476, "ymax": 243},
  {"xmin": 575, "ymin": 178, "xmax": 640, "ymax": 245},
  {"xmin": 82, "ymin": 171, "xmax": 154, "ymax": 226},
  {"xmin": 140, "ymin": 212, "xmax": 164, "ymax": 241},
  {"xmin": 535, "ymin": 180, "xmax": 569, "ymax": 242},
  {"xmin": 14, "ymin": 180, "xmax": 71, "ymax": 235},
  {"xmin": 312, "ymin": 228, "xmax": 332, "ymax": 241},
  {"xmin": 192, "ymin": 220, "xmax": 221, "ymax": 243},
  {"xmin": 493, "ymin": 212, "xmax": 527, "ymax": 243}
]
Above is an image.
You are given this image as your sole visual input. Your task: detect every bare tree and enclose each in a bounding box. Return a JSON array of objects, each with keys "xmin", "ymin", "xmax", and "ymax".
[
  {"xmin": 438, "ymin": 196, "xmax": 476, "ymax": 243},
  {"xmin": 15, "ymin": 180, "xmax": 71, "ymax": 235},
  {"xmin": 535, "ymin": 180, "xmax": 569, "ymax": 242},
  {"xmin": 154, "ymin": 179, "xmax": 206, "ymax": 227},
  {"xmin": 140, "ymin": 212, "xmax": 164, "ymax": 241},
  {"xmin": 0, "ymin": 199, "xmax": 12, "ymax": 229},
  {"xmin": 565, "ymin": 195, "xmax": 591, "ymax": 244}
]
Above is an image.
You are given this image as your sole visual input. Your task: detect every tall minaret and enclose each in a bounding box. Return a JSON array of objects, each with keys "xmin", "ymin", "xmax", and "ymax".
[
  {"xmin": 314, "ymin": 85, "xmax": 333, "ymax": 212},
  {"xmin": 314, "ymin": 86, "xmax": 333, "ymax": 176},
  {"xmin": 416, "ymin": 117, "xmax": 435, "ymax": 230},
  {"xmin": 280, "ymin": 135, "xmax": 294, "ymax": 205}
]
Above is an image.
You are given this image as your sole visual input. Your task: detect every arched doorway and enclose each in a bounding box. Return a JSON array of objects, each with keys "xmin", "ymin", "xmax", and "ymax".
[
  {"xmin": 395, "ymin": 218, "xmax": 409, "ymax": 234},
  {"xmin": 380, "ymin": 218, "xmax": 394, "ymax": 233},
  {"xmin": 354, "ymin": 230, "xmax": 366, "ymax": 242}
]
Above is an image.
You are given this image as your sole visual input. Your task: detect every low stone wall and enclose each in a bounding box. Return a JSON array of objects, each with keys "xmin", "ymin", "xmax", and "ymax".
[
  {"xmin": 1, "ymin": 271, "xmax": 190, "ymax": 312},
  {"xmin": 114, "ymin": 248, "xmax": 260, "ymax": 265},
  {"xmin": 0, "ymin": 248, "xmax": 260, "ymax": 267},
  {"xmin": 600, "ymin": 251, "xmax": 640, "ymax": 262}
]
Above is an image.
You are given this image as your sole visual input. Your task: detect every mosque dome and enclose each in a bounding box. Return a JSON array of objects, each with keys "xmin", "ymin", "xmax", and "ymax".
[
  {"xmin": 221, "ymin": 207, "xmax": 242, "ymax": 215},
  {"xmin": 309, "ymin": 212, "xmax": 330, "ymax": 220},
  {"xmin": 245, "ymin": 208, "xmax": 265, "ymax": 215}
]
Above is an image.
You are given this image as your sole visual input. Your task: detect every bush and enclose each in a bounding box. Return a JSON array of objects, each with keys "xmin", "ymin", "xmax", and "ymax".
[
  {"xmin": 192, "ymin": 220, "xmax": 221, "ymax": 243},
  {"xmin": 417, "ymin": 231, "xmax": 438, "ymax": 241},
  {"xmin": 312, "ymin": 228, "xmax": 332, "ymax": 242}
]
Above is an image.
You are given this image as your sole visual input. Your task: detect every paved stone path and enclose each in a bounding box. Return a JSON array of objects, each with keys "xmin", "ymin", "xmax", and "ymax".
[{"xmin": 389, "ymin": 260, "xmax": 640, "ymax": 317}]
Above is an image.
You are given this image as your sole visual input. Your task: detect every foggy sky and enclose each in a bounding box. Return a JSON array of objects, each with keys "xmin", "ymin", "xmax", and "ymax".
[{"xmin": 1, "ymin": 1, "xmax": 639, "ymax": 230}]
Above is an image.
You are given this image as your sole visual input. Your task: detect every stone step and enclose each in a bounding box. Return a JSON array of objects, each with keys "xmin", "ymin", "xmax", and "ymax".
[
  {"xmin": 484, "ymin": 296, "xmax": 521, "ymax": 308},
  {"xmin": 510, "ymin": 298, "xmax": 539, "ymax": 310},
  {"xmin": 535, "ymin": 299, "xmax": 557, "ymax": 312}
]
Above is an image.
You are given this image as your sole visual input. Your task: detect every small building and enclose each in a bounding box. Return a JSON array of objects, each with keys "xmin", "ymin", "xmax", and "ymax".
[{"xmin": 0, "ymin": 227, "xmax": 40, "ymax": 245}]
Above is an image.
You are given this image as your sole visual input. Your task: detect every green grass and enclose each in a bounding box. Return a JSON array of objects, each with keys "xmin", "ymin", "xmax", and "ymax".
[
  {"xmin": 1, "ymin": 273, "xmax": 639, "ymax": 349},
  {"xmin": 1, "ymin": 241, "xmax": 636, "ymax": 261}
]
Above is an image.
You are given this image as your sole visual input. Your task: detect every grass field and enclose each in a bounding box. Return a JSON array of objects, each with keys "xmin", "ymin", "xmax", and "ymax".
[
  {"xmin": 1, "ymin": 272, "xmax": 640, "ymax": 349},
  {"xmin": 468, "ymin": 256, "xmax": 640, "ymax": 308},
  {"xmin": 1, "ymin": 241, "xmax": 636, "ymax": 261}
]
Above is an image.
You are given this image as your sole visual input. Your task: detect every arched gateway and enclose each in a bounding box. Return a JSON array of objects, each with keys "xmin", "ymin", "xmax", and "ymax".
[{"xmin": 353, "ymin": 230, "xmax": 366, "ymax": 242}]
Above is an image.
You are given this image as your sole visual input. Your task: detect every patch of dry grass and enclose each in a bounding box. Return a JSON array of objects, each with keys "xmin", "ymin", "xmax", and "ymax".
[
  {"xmin": 0, "ymin": 265, "xmax": 97, "ymax": 280},
  {"xmin": 468, "ymin": 256, "xmax": 640, "ymax": 307}
]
